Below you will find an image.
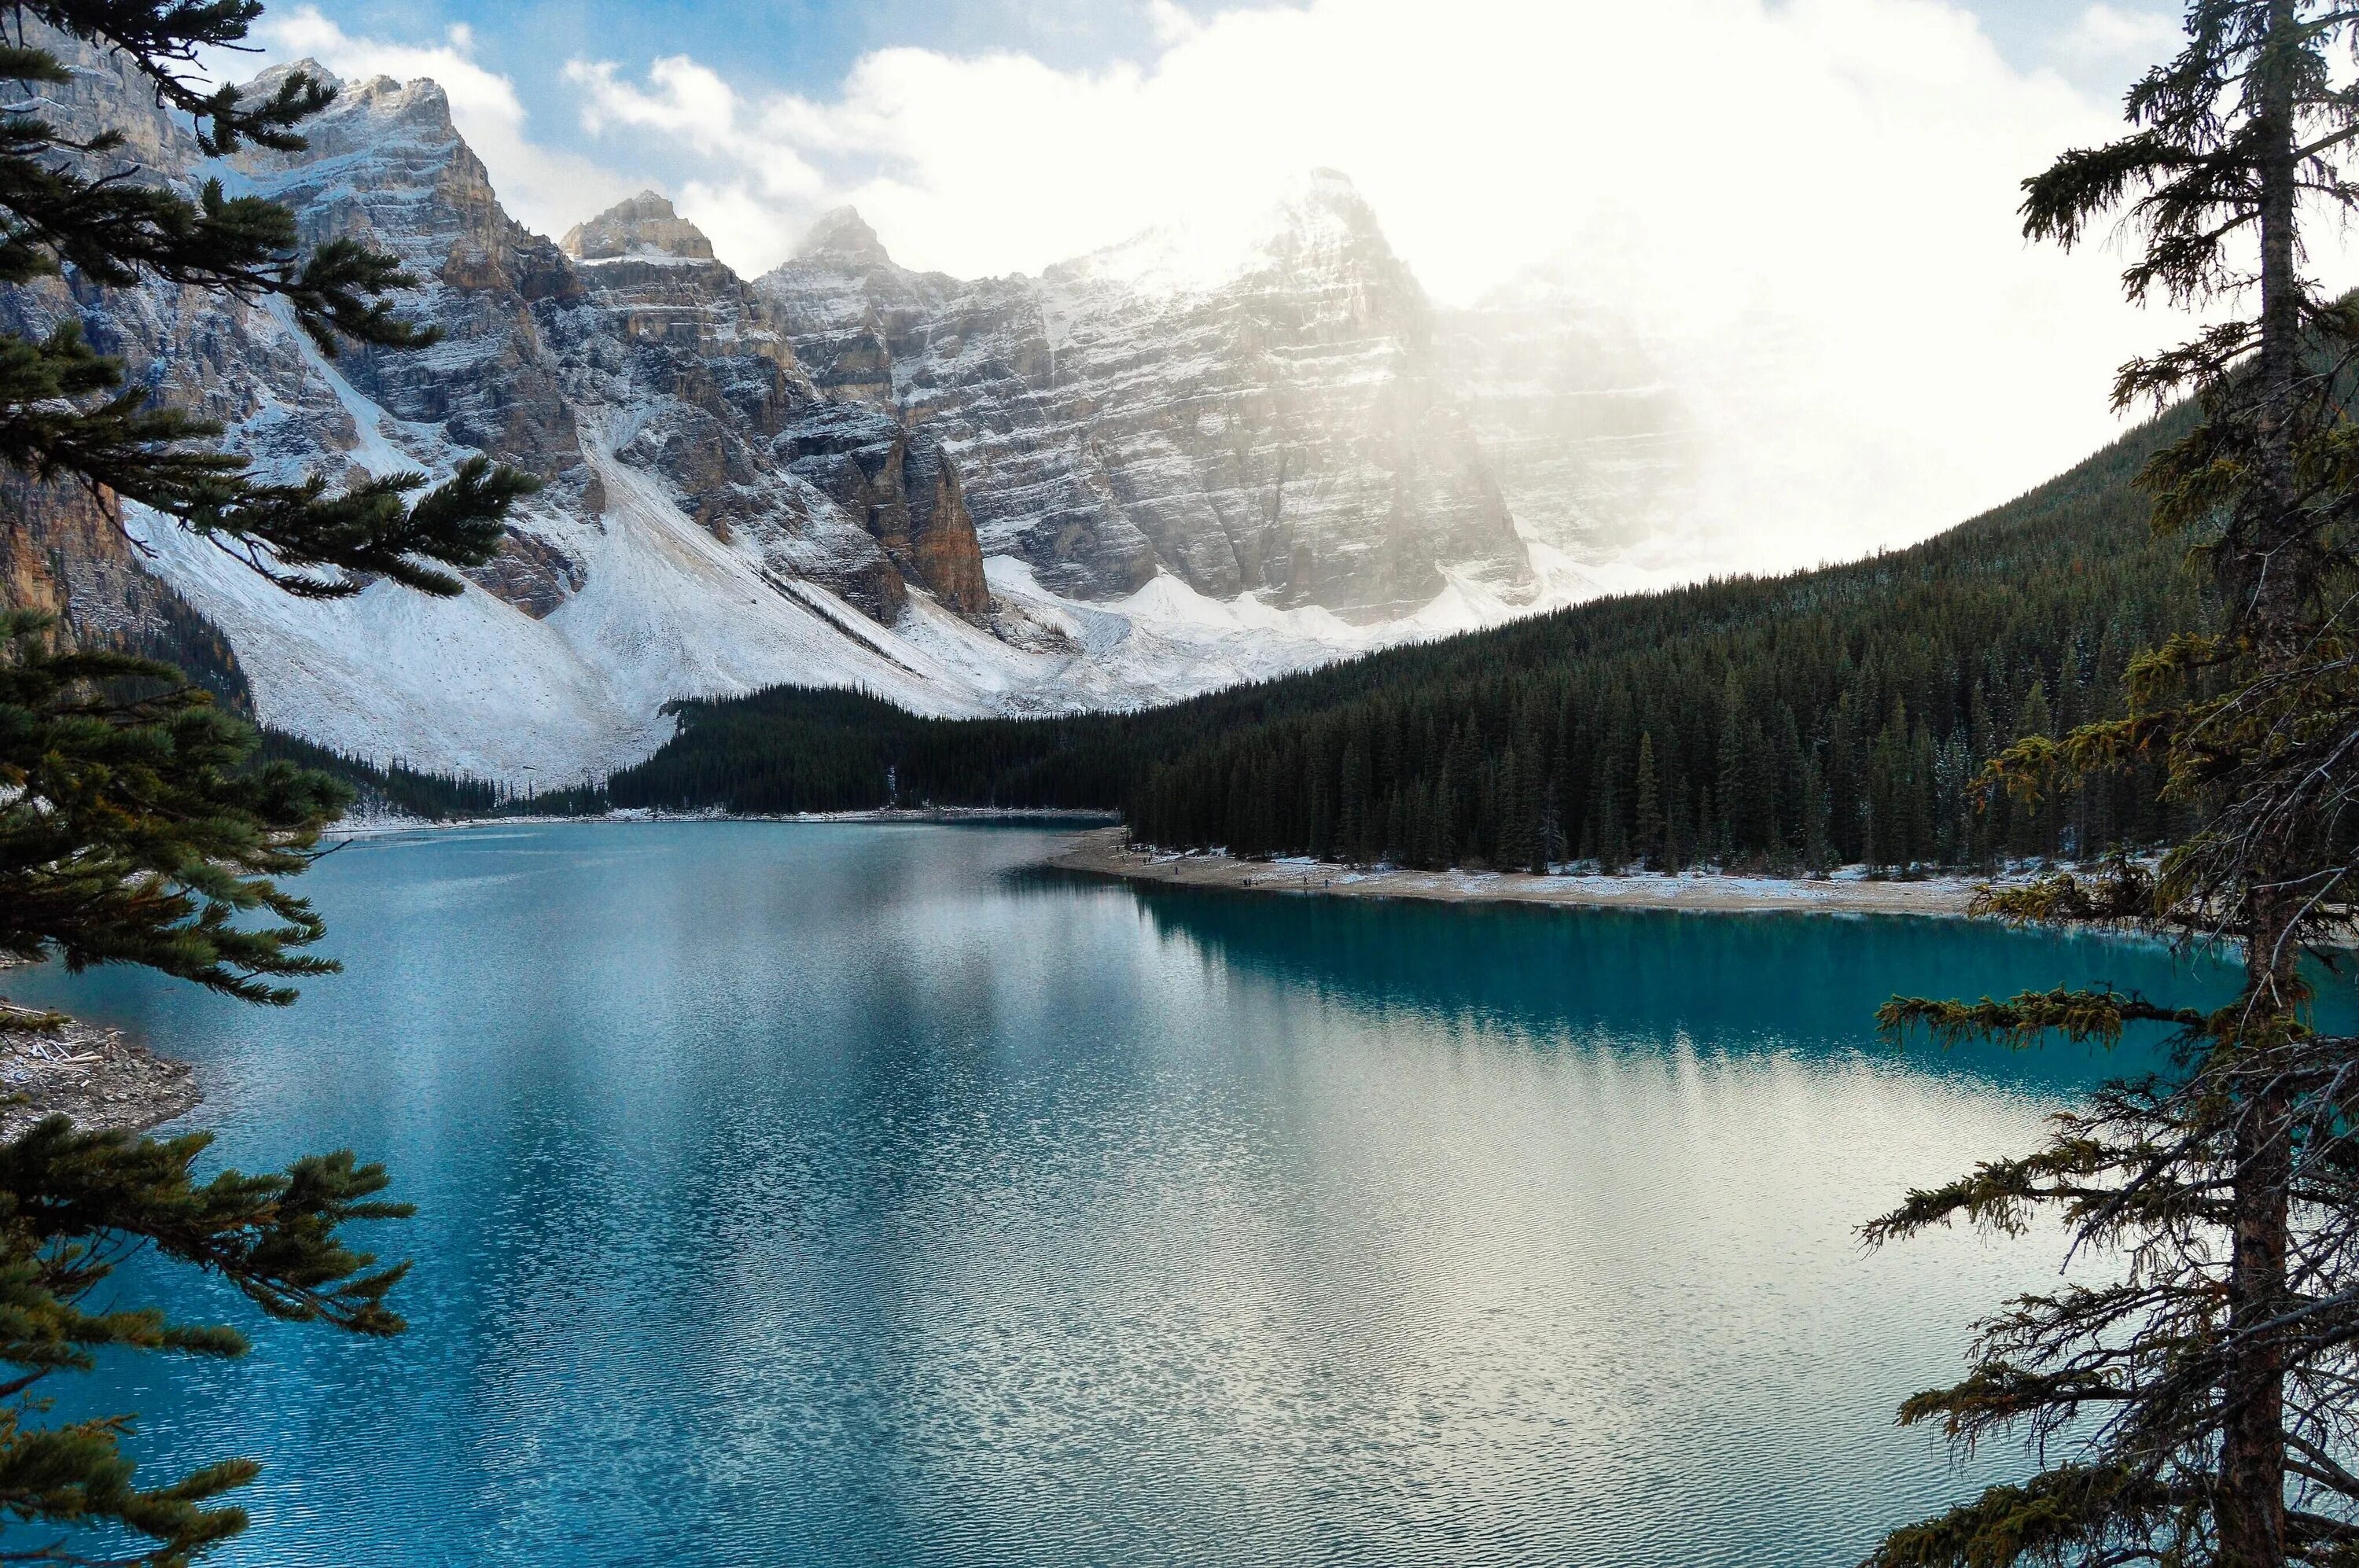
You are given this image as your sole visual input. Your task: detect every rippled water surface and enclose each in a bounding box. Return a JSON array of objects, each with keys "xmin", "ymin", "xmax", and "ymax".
[{"xmin": 7, "ymin": 823, "xmax": 2288, "ymax": 1566}]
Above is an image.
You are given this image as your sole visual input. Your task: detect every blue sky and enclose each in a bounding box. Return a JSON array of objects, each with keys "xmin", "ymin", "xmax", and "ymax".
[
  {"xmin": 232, "ymin": 0, "xmax": 2229, "ymax": 568},
  {"xmin": 278, "ymin": 0, "xmax": 2181, "ymax": 107},
  {"xmin": 1969, "ymin": 0, "xmax": 2178, "ymax": 73}
]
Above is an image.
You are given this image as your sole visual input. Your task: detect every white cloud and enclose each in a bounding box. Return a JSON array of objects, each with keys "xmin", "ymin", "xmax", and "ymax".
[
  {"xmin": 248, "ymin": 6, "xmax": 636, "ymax": 241},
  {"xmin": 2065, "ymin": 3, "xmax": 2181, "ymax": 61},
  {"xmin": 567, "ymin": 56, "xmax": 825, "ymax": 201},
  {"xmin": 562, "ymin": 0, "xmax": 2266, "ymax": 572},
  {"xmin": 672, "ymin": 178, "xmax": 810, "ymax": 274},
  {"xmin": 1146, "ymin": 0, "xmax": 1203, "ymax": 46},
  {"xmin": 569, "ymin": 56, "xmax": 737, "ymax": 153}
]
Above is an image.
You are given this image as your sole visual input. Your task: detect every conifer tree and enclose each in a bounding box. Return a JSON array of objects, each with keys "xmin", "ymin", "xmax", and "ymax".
[
  {"xmin": 1593, "ymin": 771, "xmax": 1625, "ymax": 873},
  {"xmin": 1904, "ymin": 718, "xmax": 1937, "ymax": 868},
  {"xmin": 1337, "ymin": 737, "xmax": 1368, "ymax": 860},
  {"xmin": 1633, "ymin": 732, "xmax": 1665, "ymax": 870},
  {"xmin": 1829, "ymin": 695, "xmax": 1863, "ymax": 863},
  {"xmin": 1800, "ymin": 751, "xmax": 1833, "ymax": 872},
  {"xmin": 1433, "ymin": 750, "xmax": 1458, "ymax": 868},
  {"xmin": 1715, "ymin": 675, "xmax": 1746, "ymax": 856},
  {"xmin": 1665, "ymin": 775, "xmax": 1691, "ymax": 874},
  {"xmin": 1869, "ymin": 6, "xmax": 2359, "ymax": 1563},
  {"xmin": 0, "ymin": 3, "xmax": 532, "ymax": 1562},
  {"xmin": 2011, "ymin": 679, "xmax": 2056, "ymax": 859}
]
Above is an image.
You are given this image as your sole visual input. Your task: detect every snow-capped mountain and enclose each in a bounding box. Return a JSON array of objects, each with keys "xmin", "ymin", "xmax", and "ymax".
[
  {"xmin": 759, "ymin": 173, "xmax": 1535, "ymax": 620},
  {"xmin": 2, "ymin": 31, "xmax": 1696, "ymax": 782}
]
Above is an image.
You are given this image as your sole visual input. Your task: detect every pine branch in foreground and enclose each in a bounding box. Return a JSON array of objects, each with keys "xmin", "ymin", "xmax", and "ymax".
[{"xmin": 0, "ymin": 4, "xmax": 543, "ymax": 1558}]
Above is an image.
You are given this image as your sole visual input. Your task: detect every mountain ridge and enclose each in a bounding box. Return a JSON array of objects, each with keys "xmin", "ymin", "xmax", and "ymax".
[
  {"xmin": 1, "ymin": 32, "xmax": 1701, "ymax": 781},
  {"xmin": 757, "ymin": 171, "xmax": 1547, "ymax": 616}
]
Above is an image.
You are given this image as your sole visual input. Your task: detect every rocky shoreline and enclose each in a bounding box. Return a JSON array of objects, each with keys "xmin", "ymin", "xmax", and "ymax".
[
  {"xmin": 1051, "ymin": 826, "xmax": 1997, "ymax": 918},
  {"xmin": 0, "ymin": 996, "xmax": 198, "ymax": 1137}
]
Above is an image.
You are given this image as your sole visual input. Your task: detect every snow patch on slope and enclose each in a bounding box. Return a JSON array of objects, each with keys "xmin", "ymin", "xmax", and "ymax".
[
  {"xmin": 131, "ymin": 402, "xmax": 1024, "ymax": 779},
  {"xmin": 131, "ymin": 513, "xmax": 648, "ymax": 782}
]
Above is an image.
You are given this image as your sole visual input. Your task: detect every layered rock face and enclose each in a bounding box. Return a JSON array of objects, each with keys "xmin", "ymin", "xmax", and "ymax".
[
  {"xmin": 0, "ymin": 38, "xmax": 328, "ymax": 689},
  {"xmin": 1438, "ymin": 267, "xmax": 1701, "ymax": 559},
  {"xmin": 2, "ymin": 39, "xmax": 992, "ymax": 633},
  {"xmin": 548, "ymin": 190, "xmax": 989, "ymax": 620},
  {"xmin": 223, "ymin": 66, "xmax": 595, "ymax": 615},
  {"xmin": 758, "ymin": 174, "xmax": 1533, "ymax": 620},
  {"xmin": 561, "ymin": 191, "xmax": 716, "ymax": 261},
  {"xmin": 252, "ymin": 82, "xmax": 989, "ymax": 625},
  {"xmin": 0, "ymin": 35, "xmax": 1033, "ymax": 775},
  {"xmin": 0, "ymin": 476, "xmax": 247, "ymax": 700}
]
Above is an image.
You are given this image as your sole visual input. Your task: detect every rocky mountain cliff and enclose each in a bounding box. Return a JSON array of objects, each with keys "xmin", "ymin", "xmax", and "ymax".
[
  {"xmin": 0, "ymin": 34, "xmax": 1697, "ymax": 781},
  {"xmin": 759, "ymin": 174, "xmax": 1542, "ymax": 621},
  {"xmin": 561, "ymin": 190, "xmax": 716, "ymax": 261},
  {"xmin": 1438, "ymin": 267, "xmax": 1702, "ymax": 562},
  {"xmin": 0, "ymin": 36, "xmax": 1070, "ymax": 776},
  {"xmin": 550, "ymin": 188, "xmax": 990, "ymax": 621},
  {"xmin": 219, "ymin": 74, "xmax": 987, "ymax": 628}
]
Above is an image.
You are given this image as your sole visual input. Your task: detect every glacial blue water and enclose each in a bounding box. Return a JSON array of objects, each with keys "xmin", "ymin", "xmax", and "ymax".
[{"xmin": 2, "ymin": 822, "xmax": 2306, "ymax": 1567}]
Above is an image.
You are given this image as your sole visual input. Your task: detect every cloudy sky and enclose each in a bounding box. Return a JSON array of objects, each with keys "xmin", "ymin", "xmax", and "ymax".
[{"xmin": 231, "ymin": 0, "xmax": 2255, "ymax": 572}]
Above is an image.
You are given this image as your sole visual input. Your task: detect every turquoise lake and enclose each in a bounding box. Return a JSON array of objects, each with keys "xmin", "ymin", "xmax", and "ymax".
[{"xmin": 3, "ymin": 821, "xmax": 2298, "ymax": 1567}]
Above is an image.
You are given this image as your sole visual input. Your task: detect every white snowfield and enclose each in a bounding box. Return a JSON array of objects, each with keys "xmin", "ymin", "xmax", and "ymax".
[
  {"xmin": 135, "ymin": 347, "xmax": 989, "ymax": 779},
  {"xmin": 143, "ymin": 480, "xmax": 1643, "ymax": 783},
  {"xmin": 135, "ymin": 463, "xmax": 974, "ymax": 782}
]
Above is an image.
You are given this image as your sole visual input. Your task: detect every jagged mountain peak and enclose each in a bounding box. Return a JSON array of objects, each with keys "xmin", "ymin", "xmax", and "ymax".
[
  {"xmin": 1248, "ymin": 167, "xmax": 1412, "ymax": 287},
  {"xmin": 795, "ymin": 207, "xmax": 895, "ymax": 268},
  {"xmin": 561, "ymin": 190, "xmax": 716, "ymax": 263},
  {"xmin": 754, "ymin": 164, "xmax": 1530, "ymax": 615},
  {"xmin": 1294, "ymin": 167, "xmax": 1369, "ymax": 211},
  {"xmin": 1275, "ymin": 168, "xmax": 1382, "ymax": 237},
  {"xmin": 1036, "ymin": 170, "xmax": 1402, "ymax": 304},
  {"xmin": 247, "ymin": 59, "xmax": 458, "ymax": 131},
  {"xmin": 608, "ymin": 189, "xmax": 679, "ymax": 216},
  {"xmin": 9, "ymin": 23, "xmax": 1692, "ymax": 781},
  {"xmin": 248, "ymin": 57, "xmax": 337, "ymax": 91}
]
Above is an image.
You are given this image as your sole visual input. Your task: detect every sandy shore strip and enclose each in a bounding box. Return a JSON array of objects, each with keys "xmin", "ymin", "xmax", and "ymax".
[{"xmin": 1051, "ymin": 826, "xmax": 1998, "ymax": 918}]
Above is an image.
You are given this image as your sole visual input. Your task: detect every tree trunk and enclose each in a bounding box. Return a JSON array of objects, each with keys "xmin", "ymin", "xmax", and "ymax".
[
  {"xmin": 2221, "ymin": 1032, "xmax": 2292, "ymax": 1566},
  {"xmin": 2218, "ymin": 5, "xmax": 2300, "ymax": 1562},
  {"xmin": 2253, "ymin": 0, "xmax": 2303, "ymax": 630}
]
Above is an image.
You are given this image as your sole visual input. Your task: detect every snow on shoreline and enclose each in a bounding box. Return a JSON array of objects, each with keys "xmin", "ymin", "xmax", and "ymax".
[
  {"xmin": 326, "ymin": 805, "xmax": 1123, "ymax": 838},
  {"xmin": 1056, "ymin": 828, "xmax": 2012, "ymax": 919}
]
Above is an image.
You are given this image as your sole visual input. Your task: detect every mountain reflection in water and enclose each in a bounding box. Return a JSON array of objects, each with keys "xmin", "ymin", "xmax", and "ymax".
[{"xmin": 7, "ymin": 823, "xmax": 2320, "ymax": 1568}]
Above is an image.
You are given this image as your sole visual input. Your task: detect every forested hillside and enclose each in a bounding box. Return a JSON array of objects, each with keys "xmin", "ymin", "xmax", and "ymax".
[
  {"xmin": 256, "ymin": 732, "xmax": 562, "ymax": 822},
  {"xmin": 609, "ymin": 407, "xmax": 2203, "ymax": 871}
]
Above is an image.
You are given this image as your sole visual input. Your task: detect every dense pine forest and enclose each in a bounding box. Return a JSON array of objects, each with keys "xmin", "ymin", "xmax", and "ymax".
[
  {"xmin": 253, "ymin": 731, "xmax": 580, "ymax": 821},
  {"xmin": 605, "ymin": 407, "xmax": 2204, "ymax": 872}
]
